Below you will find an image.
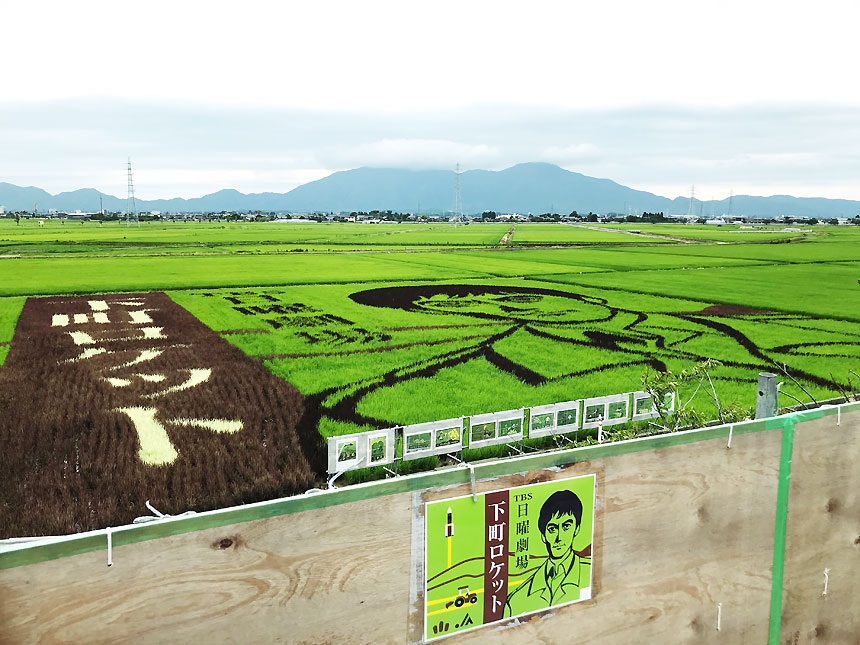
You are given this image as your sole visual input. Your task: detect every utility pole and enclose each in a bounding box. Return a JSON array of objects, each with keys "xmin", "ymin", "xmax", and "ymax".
[
  {"xmin": 453, "ymin": 163, "xmax": 462, "ymax": 222},
  {"xmin": 126, "ymin": 158, "xmax": 139, "ymax": 227}
]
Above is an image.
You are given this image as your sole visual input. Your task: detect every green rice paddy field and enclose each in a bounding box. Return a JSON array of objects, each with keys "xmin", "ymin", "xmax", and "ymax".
[{"xmin": 2, "ymin": 218, "xmax": 860, "ymax": 446}]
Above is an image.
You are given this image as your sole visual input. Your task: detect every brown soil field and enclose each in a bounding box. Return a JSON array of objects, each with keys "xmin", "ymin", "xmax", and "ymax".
[{"xmin": 0, "ymin": 293, "xmax": 322, "ymax": 538}]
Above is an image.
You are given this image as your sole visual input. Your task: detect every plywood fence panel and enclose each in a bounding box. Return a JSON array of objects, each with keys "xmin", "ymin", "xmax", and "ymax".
[
  {"xmin": 427, "ymin": 428, "xmax": 781, "ymax": 645},
  {"xmin": 3, "ymin": 408, "xmax": 860, "ymax": 645},
  {"xmin": 0, "ymin": 493, "xmax": 415, "ymax": 645},
  {"xmin": 781, "ymin": 413, "xmax": 860, "ymax": 643}
]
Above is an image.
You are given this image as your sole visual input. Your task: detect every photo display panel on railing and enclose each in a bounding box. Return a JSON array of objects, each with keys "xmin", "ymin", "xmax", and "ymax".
[
  {"xmin": 326, "ymin": 388, "xmax": 664, "ymax": 474},
  {"xmin": 528, "ymin": 400, "xmax": 582, "ymax": 438},
  {"xmin": 327, "ymin": 427, "xmax": 397, "ymax": 474},
  {"xmin": 631, "ymin": 390, "xmax": 660, "ymax": 421},
  {"xmin": 631, "ymin": 390, "xmax": 677, "ymax": 421},
  {"xmin": 401, "ymin": 417, "xmax": 465, "ymax": 461},
  {"xmin": 467, "ymin": 408, "xmax": 525, "ymax": 449},
  {"xmin": 581, "ymin": 393, "xmax": 631, "ymax": 429},
  {"xmin": 665, "ymin": 391, "xmax": 676, "ymax": 413}
]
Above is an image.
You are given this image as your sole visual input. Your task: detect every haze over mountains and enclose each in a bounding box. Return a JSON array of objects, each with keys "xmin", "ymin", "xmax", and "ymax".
[{"xmin": 2, "ymin": 163, "xmax": 859, "ymax": 218}]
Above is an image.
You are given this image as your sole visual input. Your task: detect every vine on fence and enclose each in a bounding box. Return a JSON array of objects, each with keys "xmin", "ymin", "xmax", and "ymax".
[{"xmin": 641, "ymin": 359, "xmax": 752, "ymax": 432}]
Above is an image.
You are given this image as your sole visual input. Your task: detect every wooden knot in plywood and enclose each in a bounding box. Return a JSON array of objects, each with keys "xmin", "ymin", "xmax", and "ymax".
[{"xmin": 212, "ymin": 535, "xmax": 242, "ymax": 550}]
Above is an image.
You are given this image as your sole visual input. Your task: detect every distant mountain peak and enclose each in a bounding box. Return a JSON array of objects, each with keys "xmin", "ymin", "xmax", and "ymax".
[{"xmin": 1, "ymin": 164, "xmax": 858, "ymax": 218}]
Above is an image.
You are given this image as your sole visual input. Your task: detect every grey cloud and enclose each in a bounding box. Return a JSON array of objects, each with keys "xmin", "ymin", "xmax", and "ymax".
[{"xmin": 2, "ymin": 99, "xmax": 860, "ymax": 199}]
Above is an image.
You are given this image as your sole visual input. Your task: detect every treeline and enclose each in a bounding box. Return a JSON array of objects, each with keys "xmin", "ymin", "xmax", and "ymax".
[{"xmin": 624, "ymin": 212, "xmax": 670, "ymax": 223}]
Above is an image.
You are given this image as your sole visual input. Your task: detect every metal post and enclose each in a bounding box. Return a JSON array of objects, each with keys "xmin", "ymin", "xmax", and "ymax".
[{"xmin": 756, "ymin": 372, "xmax": 779, "ymax": 419}]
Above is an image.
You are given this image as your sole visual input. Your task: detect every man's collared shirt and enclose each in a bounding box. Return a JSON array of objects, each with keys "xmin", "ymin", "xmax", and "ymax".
[{"xmin": 503, "ymin": 550, "xmax": 589, "ymax": 618}]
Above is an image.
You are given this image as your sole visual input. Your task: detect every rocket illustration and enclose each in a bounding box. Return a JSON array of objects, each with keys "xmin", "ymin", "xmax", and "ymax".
[{"xmin": 446, "ymin": 507, "xmax": 454, "ymax": 568}]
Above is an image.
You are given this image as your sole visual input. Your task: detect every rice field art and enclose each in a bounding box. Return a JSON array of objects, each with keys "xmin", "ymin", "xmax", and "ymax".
[
  {"xmin": 6, "ymin": 217, "xmax": 860, "ymax": 535},
  {"xmin": 4, "ymin": 273, "xmax": 860, "ymax": 535},
  {"xmin": 176, "ymin": 279, "xmax": 860, "ymax": 474},
  {"xmin": 0, "ymin": 292, "xmax": 320, "ymax": 538}
]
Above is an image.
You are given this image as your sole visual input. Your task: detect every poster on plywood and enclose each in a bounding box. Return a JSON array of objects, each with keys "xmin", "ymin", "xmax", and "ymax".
[{"xmin": 423, "ymin": 473, "xmax": 596, "ymax": 641}]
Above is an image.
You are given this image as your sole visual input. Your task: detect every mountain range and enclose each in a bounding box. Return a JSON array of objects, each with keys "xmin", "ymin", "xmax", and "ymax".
[{"xmin": 2, "ymin": 163, "xmax": 859, "ymax": 218}]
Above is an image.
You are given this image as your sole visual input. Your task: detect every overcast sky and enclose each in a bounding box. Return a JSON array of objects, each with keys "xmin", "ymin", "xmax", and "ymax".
[{"xmin": 3, "ymin": 0, "xmax": 860, "ymax": 201}]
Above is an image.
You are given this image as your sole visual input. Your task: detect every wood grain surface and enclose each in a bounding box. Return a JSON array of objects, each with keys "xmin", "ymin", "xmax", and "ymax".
[
  {"xmin": 2, "ymin": 409, "xmax": 859, "ymax": 644},
  {"xmin": 1, "ymin": 494, "xmax": 414, "ymax": 644},
  {"xmin": 423, "ymin": 430, "xmax": 780, "ymax": 645},
  {"xmin": 781, "ymin": 414, "xmax": 860, "ymax": 644}
]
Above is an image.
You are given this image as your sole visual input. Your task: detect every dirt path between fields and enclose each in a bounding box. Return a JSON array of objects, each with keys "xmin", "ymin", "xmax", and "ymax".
[{"xmin": 571, "ymin": 223, "xmax": 706, "ymax": 243}]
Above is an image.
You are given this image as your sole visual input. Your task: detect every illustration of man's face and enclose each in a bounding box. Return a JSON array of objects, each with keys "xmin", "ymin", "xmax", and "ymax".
[
  {"xmin": 414, "ymin": 292, "xmax": 610, "ymax": 325},
  {"xmin": 541, "ymin": 511, "xmax": 580, "ymax": 560}
]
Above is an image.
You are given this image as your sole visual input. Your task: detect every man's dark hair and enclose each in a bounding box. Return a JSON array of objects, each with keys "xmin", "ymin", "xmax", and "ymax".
[{"xmin": 538, "ymin": 489, "xmax": 583, "ymax": 534}]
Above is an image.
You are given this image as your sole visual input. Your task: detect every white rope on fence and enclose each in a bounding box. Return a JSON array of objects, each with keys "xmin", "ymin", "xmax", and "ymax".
[{"xmin": 106, "ymin": 526, "xmax": 113, "ymax": 567}]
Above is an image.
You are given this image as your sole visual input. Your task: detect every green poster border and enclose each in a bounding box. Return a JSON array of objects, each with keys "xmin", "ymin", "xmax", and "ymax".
[
  {"xmin": 767, "ymin": 418, "xmax": 796, "ymax": 645},
  {"xmin": 423, "ymin": 474, "xmax": 597, "ymax": 641}
]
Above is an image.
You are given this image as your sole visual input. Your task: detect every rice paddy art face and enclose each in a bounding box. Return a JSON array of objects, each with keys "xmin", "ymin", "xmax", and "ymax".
[
  {"xmin": 351, "ymin": 285, "xmax": 613, "ymax": 323},
  {"xmin": 410, "ymin": 290, "xmax": 613, "ymax": 325},
  {"xmin": 183, "ymin": 282, "xmax": 860, "ymax": 452},
  {"xmin": 338, "ymin": 284, "xmax": 856, "ymax": 431}
]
